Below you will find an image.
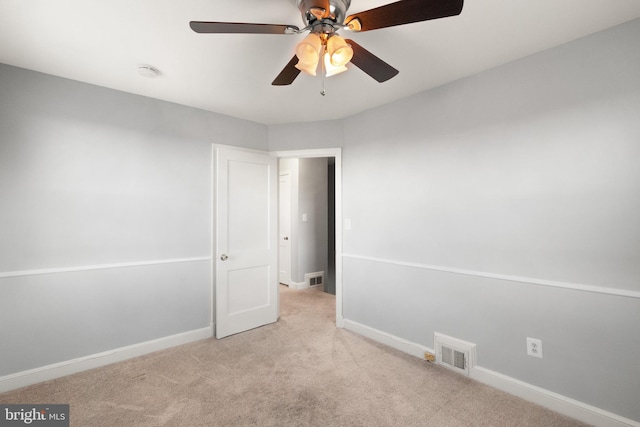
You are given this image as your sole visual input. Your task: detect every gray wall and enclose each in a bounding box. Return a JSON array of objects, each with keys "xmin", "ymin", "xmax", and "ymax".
[
  {"xmin": 341, "ymin": 19, "xmax": 640, "ymax": 421},
  {"xmin": 297, "ymin": 158, "xmax": 328, "ymax": 283},
  {"xmin": 0, "ymin": 64, "xmax": 267, "ymax": 376},
  {"xmin": 268, "ymin": 119, "xmax": 344, "ymax": 152}
]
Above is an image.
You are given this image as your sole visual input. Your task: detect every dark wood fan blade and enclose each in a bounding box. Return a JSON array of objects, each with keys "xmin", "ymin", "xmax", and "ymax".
[
  {"xmin": 346, "ymin": 39, "xmax": 399, "ymax": 83},
  {"xmin": 190, "ymin": 21, "xmax": 299, "ymax": 35},
  {"xmin": 272, "ymin": 56, "xmax": 301, "ymax": 86},
  {"xmin": 345, "ymin": 0, "xmax": 463, "ymax": 32}
]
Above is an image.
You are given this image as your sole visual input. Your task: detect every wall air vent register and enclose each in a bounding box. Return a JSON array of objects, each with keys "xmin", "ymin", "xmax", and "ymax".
[{"xmin": 434, "ymin": 332, "xmax": 477, "ymax": 375}]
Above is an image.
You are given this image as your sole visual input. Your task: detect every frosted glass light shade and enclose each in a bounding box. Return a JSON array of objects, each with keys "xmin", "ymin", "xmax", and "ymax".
[
  {"xmin": 295, "ymin": 33, "xmax": 322, "ymax": 65},
  {"xmin": 295, "ymin": 59, "xmax": 319, "ymax": 76},
  {"xmin": 326, "ymin": 35, "xmax": 353, "ymax": 67},
  {"xmin": 324, "ymin": 52, "xmax": 348, "ymax": 77}
]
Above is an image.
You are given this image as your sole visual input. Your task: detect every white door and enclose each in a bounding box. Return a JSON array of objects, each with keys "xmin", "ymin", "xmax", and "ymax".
[
  {"xmin": 279, "ymin": 172, "xmax": 292, "ymax": 286},
  {"xmin": 215, "ymin": 146, "xmax": 278, "ymax": 338}
]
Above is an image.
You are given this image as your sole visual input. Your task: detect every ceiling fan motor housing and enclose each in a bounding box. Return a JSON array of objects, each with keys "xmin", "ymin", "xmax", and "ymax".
[{"xmin": 297, "ymin": 0, "xmax": 351, "ymax": 29}]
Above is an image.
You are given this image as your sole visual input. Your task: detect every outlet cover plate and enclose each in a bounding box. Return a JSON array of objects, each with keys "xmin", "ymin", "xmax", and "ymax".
[{"xmin": 526, "ymin": 337, "xmax": 543, "ymax": 358}]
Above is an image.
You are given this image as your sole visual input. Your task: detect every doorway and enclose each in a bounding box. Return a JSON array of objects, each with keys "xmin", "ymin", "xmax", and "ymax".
[
  {"xmin": 278, "ymin": 157, "xmax": 335, "ymax": 295},
  {"xmin": 274, "ymin": 148, "xmax": 343, "ymax": 327}
]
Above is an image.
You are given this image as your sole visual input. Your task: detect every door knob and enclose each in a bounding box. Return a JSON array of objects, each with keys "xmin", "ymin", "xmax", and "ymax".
[
  {"xmin": 220, "ymin": 254, "xmax": 229, "ymax": 261},
  {"xmin": 284, "ymin": 236, "xmax": 289, "ymax": 241}
]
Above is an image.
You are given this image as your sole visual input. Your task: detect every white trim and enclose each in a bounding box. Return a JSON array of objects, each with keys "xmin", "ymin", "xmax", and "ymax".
[
  {"xmin": 470, "ymin": 367, "xmax": 640, "ymax": 427},
  {"xmin": 0, "ymin": 326, "xmax": 213, "ymax": 394},
  {"xmin": 272, "ymin": 148, "xmax": 340, "ymax": 159},
  {"xmin": 273, "ymin": 148, "xmax": 344, "ymax": 328},
  {"xmin": 334, "ymin": 152, "xmax": 343, "ymax": 328},
  {"xmin": 278, "ymin": 170, "xmax": 294, "ymax": 289},
  {"xmin": 343, "ymin": 253, "xmax": 640, "ymax": 300},
  {"xmin": 211, "ymin": 144, "xmax": 216, "ymax": 329},
  {"xmin": 343, "ymin": 319, "xmax": 639, "ymax": 427},
  {"xmin": 289, "ymin": 281, "xmax": 307, "ymax": 290},
  {"xmin": 0, "ymin": 257, "xmax": 212, "ymax": 280},
  {"xmin": 344, "ymin": 319, "xmax": 433, "ymax": 360}
]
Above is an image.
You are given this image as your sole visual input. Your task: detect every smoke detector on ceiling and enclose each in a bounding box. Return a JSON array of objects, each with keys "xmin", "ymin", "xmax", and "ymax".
[{"xmin": 137, "ymin": 64, "xmax": 160, "ymax": 78}]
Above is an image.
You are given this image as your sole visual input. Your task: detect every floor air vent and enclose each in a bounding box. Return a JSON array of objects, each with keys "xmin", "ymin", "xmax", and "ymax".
[
  {"xmin": 305, "ymin": 271, "xmax": 324, "ymax": 288},
  {"xmin": 434, "ymin": 333, "xmax": 476, "ymax": 375}
]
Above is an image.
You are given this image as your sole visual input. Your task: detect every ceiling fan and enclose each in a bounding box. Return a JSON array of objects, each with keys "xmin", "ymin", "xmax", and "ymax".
[{"xmin": 190, "ymin": 0, "xmax": 463, "ymax": 86}]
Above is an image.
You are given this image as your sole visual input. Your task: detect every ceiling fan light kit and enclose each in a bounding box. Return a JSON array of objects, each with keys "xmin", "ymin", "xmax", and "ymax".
[
  {"xmin": 190, "ymin": 0, "xmax": 463, "ymax": 86},
  {"xmin": 293, "ymin": 33, "xmax": 353, "ymax": 78}
]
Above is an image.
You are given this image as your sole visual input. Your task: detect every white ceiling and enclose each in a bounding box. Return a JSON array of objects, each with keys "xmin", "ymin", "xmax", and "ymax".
[{"xmin": 1, "ymin": 0, "xmax": 639, "ymax": 125}]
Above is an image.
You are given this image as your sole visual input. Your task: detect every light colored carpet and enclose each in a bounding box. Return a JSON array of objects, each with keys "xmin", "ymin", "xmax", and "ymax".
[{"xmin": 0, "ymin": 285, "xmax": 588, "ymax": 426}]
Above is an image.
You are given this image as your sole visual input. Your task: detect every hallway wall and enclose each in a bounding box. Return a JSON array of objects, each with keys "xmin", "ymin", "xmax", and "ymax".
[{"xmin": 279, "ymin": 158, "xmax": 328, "ymax": 286}]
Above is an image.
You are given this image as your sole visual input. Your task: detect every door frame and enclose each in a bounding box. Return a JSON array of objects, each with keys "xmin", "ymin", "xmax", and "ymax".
[
  {"xmin": 278, "ymin": 170, "xmax": 293, "ymax": 287},
  {"xmin": 272, "ymin": 148, "xmax": 344, "ymax": 328}
]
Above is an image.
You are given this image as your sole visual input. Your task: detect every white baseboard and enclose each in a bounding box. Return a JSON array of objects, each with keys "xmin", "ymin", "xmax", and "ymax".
[
  {"xmin": 343, "ymin": 319, "xmax": 638, "ymax": 427},
  {"xmin": 0, "ymin": 326, "xmax": 214, "ymax": 394},
  {"xmin": 469, "ymin": 367, "xmax": 639, "ymax": 427},
  {"xmin": 344, "ymin": 319, "xmax": 433, "ymax": 360},
  {"xmin": 289, "ymin": 281, "xmax": 306, "ymax": 290}
]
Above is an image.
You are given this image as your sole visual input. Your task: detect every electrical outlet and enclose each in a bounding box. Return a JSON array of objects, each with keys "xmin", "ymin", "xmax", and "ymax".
[{"xmin": 526, "ymin": 337, "xmax": 543, "ymax": 358}]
